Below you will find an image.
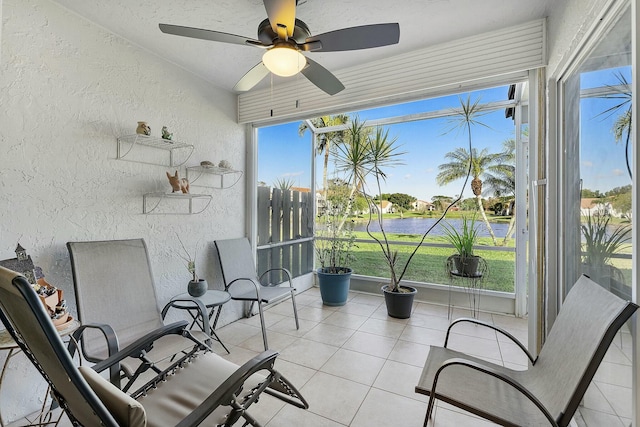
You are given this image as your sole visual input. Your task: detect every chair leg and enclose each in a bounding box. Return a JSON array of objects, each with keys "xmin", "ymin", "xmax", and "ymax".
[
  {"xmin": 425, "ymin": 394, "xmax": 437, "ymax": 426},
  {"xmin": 245, "ymin": 301, "xmax": 256, "ymax": 318},
  {"xmin": 258, "ymin": 302, "xmax": 269, "ymax": 351},
  {"xmin": 291, "ymin": 289, "xmax": 300, "ymax": 330}
]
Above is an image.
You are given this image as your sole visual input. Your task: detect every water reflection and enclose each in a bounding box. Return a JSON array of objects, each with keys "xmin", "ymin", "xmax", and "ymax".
[{"xmin": 352, "ymin": 217, "xmax": 511, "ymax": 238}]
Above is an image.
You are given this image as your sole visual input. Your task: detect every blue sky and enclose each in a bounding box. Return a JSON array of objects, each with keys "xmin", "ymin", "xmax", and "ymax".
[
  {"xmin": 579, "ymin": 67, "xmax": 633, "ymax": 193},
  {"xmin": 258, "ymin": 76, "xmax": 632, "ymax": 202}
]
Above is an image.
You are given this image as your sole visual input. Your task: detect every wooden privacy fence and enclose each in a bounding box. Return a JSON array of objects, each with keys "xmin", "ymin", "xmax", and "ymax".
[{"xmin": 256, "ymin": 186, "xmax": 314, "ymax": 282}]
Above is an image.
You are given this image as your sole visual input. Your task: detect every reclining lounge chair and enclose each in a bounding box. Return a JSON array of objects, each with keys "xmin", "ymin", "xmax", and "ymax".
[{"xmin": 0, "ymin": 266, "xmax": 308, "ymax": 427}]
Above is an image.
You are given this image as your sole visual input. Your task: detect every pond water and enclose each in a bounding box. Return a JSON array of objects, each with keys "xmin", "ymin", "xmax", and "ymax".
[{"xmin": 352, "ymin": 217, "xmax": 511, "ymax": 238}]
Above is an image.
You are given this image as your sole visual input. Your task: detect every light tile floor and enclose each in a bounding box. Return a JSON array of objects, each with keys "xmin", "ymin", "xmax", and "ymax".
[{"xmin": 9, "ymin": 287, "xmax": 633, "ymax": 426}]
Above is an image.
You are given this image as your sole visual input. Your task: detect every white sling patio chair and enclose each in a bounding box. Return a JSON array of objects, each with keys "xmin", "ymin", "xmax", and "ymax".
[
  {"xmin": 415, "ymin": 274, "xmax": 637, "ymax": 427},
  {"xmin": 67, "ymin": 238, "xmax": 212, "ymax": 390},
  {"xmin": 0, "ymin": 266, "xmax": 308, "ymax": 427},
  {"xmin": 215, "ymin": 238, "xmax": 299, "ymax": 351}
]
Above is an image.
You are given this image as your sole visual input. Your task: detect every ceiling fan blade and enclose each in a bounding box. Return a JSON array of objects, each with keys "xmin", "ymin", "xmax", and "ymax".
[
  {"xmin": 301, "ymin": 57, "xmax": 345, "ymax": 96},
  {"xmin": 233, "ymin": 62, "xmax": 270, "ymax": 92},
  {"xmin": 263, "ymin": 0, "xmax": 296, "ymax": 38},
  {"xmin": 303, "ymin": 23, "xmax": 400, "ymax": 52},
  {"xmin": 159, "ymin": 23, "xmax": 264, "ymax": 47}
]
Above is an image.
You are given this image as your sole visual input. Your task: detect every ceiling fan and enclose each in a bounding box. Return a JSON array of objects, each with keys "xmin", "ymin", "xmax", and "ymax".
[{"xmin": 159, "ymin": 0, "xmax": 400, "ymax": 96}]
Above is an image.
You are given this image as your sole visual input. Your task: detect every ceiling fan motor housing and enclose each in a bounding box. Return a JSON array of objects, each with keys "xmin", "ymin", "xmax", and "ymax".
[{"xmin": 257, "ymin": 18, "xmax": 311, "ymax": 45}]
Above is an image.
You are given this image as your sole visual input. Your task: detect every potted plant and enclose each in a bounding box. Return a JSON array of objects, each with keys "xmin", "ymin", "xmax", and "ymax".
[
  {"xmin": 336, "ymin": 119, "xmax": 418, "ymax": 318},
  {"xmin": 177, "ymin": 235, "xmax": 207, "ymax": 297},
  {"xmin": 334, "ymin": 98, "xmax": 485, "ymax": 318},
  {"xmin": 442, "ymin": 214, "xmax": 481, "ymax": 277},
  {"xmin": 581, "ymin": 212, "xmax": 631, "ymax": 298},
  {"xmin": 315, "ymin": 181, "xmax": 356, "ymax": 306}
]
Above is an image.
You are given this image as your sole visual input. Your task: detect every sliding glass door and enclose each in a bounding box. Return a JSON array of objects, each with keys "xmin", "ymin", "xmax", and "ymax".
[{"xmin": 558, "ymin": 3, "xmax": 634, "ymax": 425}]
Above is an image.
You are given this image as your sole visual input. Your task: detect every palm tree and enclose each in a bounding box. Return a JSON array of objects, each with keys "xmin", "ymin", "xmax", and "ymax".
[
  {"xmin": 436, "ymin": 147, "xmax": 505, "ymax": 245},
  {"xmin": 335, "ymin": 120, "xmax": 412, "ymax": 291},
  {"xmin": 298, "ymin": 114, "xmax": 349, "ymax": 196},
  {"xmin": 332, "ymin": 118, "xmax": 377, "ymax": 229},
  {"xmin": 435, "ymin": 96, "xmax": 508, "ymax": 246},
  {"xmin": 483, "ymin": 138, "xmax": 516, "ymax": 245},
  {"xmin": 596, "ymin": 71, "xmax": 632, "ymax": 180}
]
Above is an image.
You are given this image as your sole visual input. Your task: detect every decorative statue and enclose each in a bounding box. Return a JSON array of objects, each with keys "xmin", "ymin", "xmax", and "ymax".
[
  {"xmin": 166, "ymin": 170, "xmax": 190, "ymax": 194},
  {"xmin": 218, "ymin": 160, "xmax": 232, "ymax": 169},
  {"xmin": 161, "ymin": 126, "xmax": 173, "ymax": 141},
  {"xmin": 136, "ymin": 121, "xmax": 151, "ymax": 136}
]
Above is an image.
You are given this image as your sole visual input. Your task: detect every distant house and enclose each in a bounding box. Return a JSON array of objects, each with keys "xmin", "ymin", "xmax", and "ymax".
[
  {"xmin": 580, "ymin": 198, "xmax": 618, "ymax": 217},
  {"xmin": 291, "ymin": 186, "xmax": 311, "ymax": 193},
  {"xmin": 413, "ymin": 200, "xmax": 434, "ymax": 211},
  {"xmin": 372, "ymin": 200, "xmax": 394, "ymax": 214}
]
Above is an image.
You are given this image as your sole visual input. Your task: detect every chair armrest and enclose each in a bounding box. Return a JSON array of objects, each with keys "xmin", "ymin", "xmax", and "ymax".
[
  {"xmin": 175, "ymin": 350, "xmax": 281, "ymax": 427},
  {"xmin": 227, "ymin": 277, "xmax": 262, "ymax": 300},
  {"xmin": 161, "ymin": 297, "xmax": 211, "ymax": 337},
  {"xmin": 68, "ymin": 322, "xmax": 119, "ymax": 361},
  {"xmin": 90, "ymin": 321, "xmax": 189, "ymax": 375},
  {"xmin": 259, "ymin": 267, "xmax": 294, "ymax": 287},
  {"xmin": 445, "ymin": 318, "xmax": 536, "ymax": 364},
  {"xmin": 428, "ymin": 357, "xmax": 557, "ymax": 427},
  {"xmin": 67, "ymin": 322, "xmax": 121, "ymax": 386}
]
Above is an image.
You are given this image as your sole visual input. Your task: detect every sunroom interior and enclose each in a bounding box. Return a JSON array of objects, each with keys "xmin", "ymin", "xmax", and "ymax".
[{"xmin": 0, "ymin": 0, "xmax": 637, "ymax": 426}]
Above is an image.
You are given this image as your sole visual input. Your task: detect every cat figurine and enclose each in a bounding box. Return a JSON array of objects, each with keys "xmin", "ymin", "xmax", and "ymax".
[{"xmin": 166, "ymin": 170, "xmax": 190, "ymax": 194}]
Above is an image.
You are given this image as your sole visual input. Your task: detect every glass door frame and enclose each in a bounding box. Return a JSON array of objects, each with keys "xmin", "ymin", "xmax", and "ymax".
[{"xmin": 551, "ymin": 0, "xmax": 637, "ymax": 424}]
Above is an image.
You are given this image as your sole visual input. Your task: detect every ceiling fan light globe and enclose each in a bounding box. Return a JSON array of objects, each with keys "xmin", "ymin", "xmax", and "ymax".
[{"xmin": 262, "ymin": 46, "xmax": 306, "ymax": 77}]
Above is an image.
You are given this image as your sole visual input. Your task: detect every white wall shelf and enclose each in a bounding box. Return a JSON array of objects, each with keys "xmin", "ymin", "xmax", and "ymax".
[
  {"xmin": 117, "ymin": 134, "xmax": 194, "ymax": 167},
  {"xmin": 186, "ymin": 165, "xmax": 243, "ymax": 189},
  {"xmin": 142, "ymin": 192, "xmax": 212, "ymax": 215}
]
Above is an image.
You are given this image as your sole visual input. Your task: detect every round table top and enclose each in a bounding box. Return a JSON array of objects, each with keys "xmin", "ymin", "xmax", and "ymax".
[
  {"xmin": 0, "ymin": 318, "xmax": 80, "ymax": 350},
  {"xmin": 170, "ymin": 289, "xmax": 231, "ymax": 308}
]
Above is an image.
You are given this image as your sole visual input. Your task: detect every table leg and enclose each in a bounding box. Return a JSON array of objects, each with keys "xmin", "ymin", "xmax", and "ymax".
[
  {"xmin": 208, "ymin": 306, "xmax": 230, "ymax": 354},
  {"xmin": 0, "ymin": 348, "xmax": 16, "ymax": 427}
]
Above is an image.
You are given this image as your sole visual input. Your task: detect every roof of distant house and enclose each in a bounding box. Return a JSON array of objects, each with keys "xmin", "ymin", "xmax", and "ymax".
[
  {"xmin": 291, "ymin": 187, "xmax": 311, "ymax": 193},
  {"xmin": 580, "ymin": 198, "xmax": 608, "ymax": 209}
]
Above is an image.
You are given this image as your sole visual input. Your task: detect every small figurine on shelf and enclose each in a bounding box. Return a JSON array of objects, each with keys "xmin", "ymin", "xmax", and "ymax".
[
  {"xmin": 218, "ymin": 160, "xmax": 232, "ymax": 169},
  {"xmin": 136, "ymin": 121, "xmax": 151, "ymax": 136},
  {"xmin": 166, "ymin": 170, "xmax": 190, "ymax": 194},
  {"xmin": 200, "ymin": 160, "xmax": 214, "ymax": 168},
  {"xmin": 161, "ymin": 126, "xmax": 173, "ymax": 141}
]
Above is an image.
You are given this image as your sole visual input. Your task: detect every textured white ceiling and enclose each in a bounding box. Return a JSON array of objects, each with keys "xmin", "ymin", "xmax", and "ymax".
[{"xmin": 52, "ymin": 0, "xmax": 556, "ymax": 93}]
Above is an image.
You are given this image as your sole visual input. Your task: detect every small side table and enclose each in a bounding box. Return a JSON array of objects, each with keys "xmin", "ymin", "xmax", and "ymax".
[
  {"xmin": 166, "ymin": 290, "xmax": 231, "ymax": 354},
  {"xmin": 0, "ymin": 319, "xmax": 80, "ymax": 427}
]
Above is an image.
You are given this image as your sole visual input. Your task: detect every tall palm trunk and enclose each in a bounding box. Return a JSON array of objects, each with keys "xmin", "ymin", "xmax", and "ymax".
[
  {"xmin": 476, "ymin": 195, "xmax": 498, "ymax": 245},
  {"xmin": 471, "ymin": 178, "xmax": 498, "ymax": 245},
  {"xmin": 322, "ymin": 144, "xmax": 330, "ymax": 197},
  {"xmin": 503, "ymin": 214, "xmax": 517, "ymax": 245}
]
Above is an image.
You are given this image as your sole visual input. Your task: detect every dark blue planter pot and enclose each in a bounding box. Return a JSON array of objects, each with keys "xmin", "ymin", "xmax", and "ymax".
[
  {"xmin": 382, "ymin": 285, "xmax": 417, "ymax": 319},
  {"xmin": 317, "ymin": 267, "xmax": 352, "ymax": 306}
]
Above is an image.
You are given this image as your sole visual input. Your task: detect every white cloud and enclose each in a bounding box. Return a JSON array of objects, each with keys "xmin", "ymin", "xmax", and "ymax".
[
  {"xmin": 612, "ymin": 168, "xmax": 624, "ymax": 176},
  {"xmin": 281, "ymin": 171, "xmax": 304, "ymax": 177},
  {"xmin": 582, "ymin": 160, "xmax": 593, "ymax": 167},
  {"xmin": 404, "ymin": 174, "xmax": 412, "ymax": 179}
]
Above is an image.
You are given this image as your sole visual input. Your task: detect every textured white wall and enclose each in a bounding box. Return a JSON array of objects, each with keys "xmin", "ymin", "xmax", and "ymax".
[
  {"xmin": 546, "ymin": 0, "xmax": 612, "ymax": 78},
  {"xmin": 0, "ymin": 0, "xmax": 247, "ymax": 421}
]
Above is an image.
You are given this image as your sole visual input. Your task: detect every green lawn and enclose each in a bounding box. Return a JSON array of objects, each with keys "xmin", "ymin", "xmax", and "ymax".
[{"xmin": 348, "ymin": 231, "xmax": 516, "ymax": 293}]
